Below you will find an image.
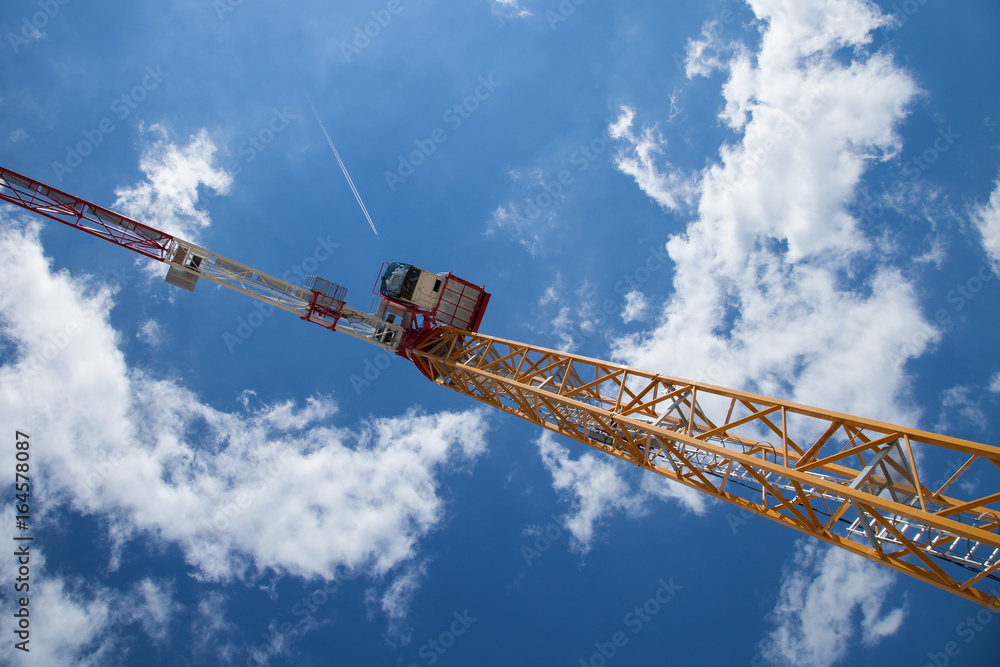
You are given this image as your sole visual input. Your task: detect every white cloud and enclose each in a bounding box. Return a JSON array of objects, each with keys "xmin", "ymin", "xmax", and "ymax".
[
  {"xmin": 136, "ymin": 319, "xmax": 164, "ymax": 347},
  {"xmin": 608, "ymin": 0, "xmax": 928, "ymax": 428},
  {"xmin": 10, "ymin": 580, "xmax": 116, "ymax": 666},
  {"xmin": 0, "ymin": 529, "xmax": 189, "ymax": 666},
  {"xmin": 758, "ymin": 541, "xmax": 906, "ymax": 667},
  {"xmin": 990, "ymin": 373, "xmax": 1000, "ymax": 394},
  {"xmin": 971, "ymin": 175, "xmax": 1000, "ymax": 275},
  {"xmin": 191, "ymin": 591, "xmax": 236, "ymax": 659},
  {"xmin": 621, "ymin": 289, "xmax": 649, "ymax": 323},
  {"xmin": 492, "ymin": 0, "xmax": 532, "ymax": 20},
  {"xmin": 128, "ymin": 579, "xmax": 181, "ymax": 644},
  {"xmin": 608, "ymin": 106, "xmax": 698, "ymax": 213},
  {"xmin": 683, "ymin": 18, "xmax": 745, "ymax": 79},
  {"xmin": 536, "ymin": 432, "xmax": 637, "ymax": 553},
  {"xmin": 936, "ymin": 384, "xmax": 989, "ymax": 432},
  {"xmin": 535, "ymin": 432, "xmax": 708, "ymax": 553},
  {"xmin": 636, "ymin": 469, "xmax": 710, "ymax": 516},
  {"xmin": 487, "ymin": 165, "xmax": 566, "ymax": 255},
  {"xmin": 606, "ymin": 1, "xmax": 925, "ymax": 656},
  {"xmin": 111, "ymin": 124, "xmax": 232, "ymax": 243},
  {"xmin": 488, "ymin": 202, "xmax": 548, "ymax": 255},
  {"xmin": 0, "ymin": 221, "xmax": 489, "ymax": 590},
  {"xmin": 369, "ymin": 560, "xmax": 429, "ymax": 645},
  {"xmin": 531, "ymin": 276, "xmax": 622, "ymax": 352},
  {"xmin": 0, "ymin": 535, "xmax": 116, "ymax": 666}
]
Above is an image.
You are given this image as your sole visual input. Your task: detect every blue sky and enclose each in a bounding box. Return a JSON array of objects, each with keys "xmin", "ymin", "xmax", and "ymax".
[{"xmin": 1, "ymin": 0, "xmax": 1000, "ymax": 665}]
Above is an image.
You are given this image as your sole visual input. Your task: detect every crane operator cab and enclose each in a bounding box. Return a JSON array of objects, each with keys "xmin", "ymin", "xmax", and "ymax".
[{"xmin": 376, "ymin": 262, "xmax": 490, "ymax": 333}]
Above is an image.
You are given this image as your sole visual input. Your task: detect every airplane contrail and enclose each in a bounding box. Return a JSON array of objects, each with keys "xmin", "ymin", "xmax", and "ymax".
[{"xmin": 306, "ymin": 94, "xmax": 379, "ymax": 239}]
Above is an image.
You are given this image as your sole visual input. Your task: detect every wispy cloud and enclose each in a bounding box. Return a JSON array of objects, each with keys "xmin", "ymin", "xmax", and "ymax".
[
  {"xmin": 491, "ymin": 0, "xmax": 533, "ymax": 20},
  {"xmin": 936, "ymin": 383, "xmax": 994, "ymax": 433},
  {"xmin": 608, "ymin": 106, "xmax": 699, "ymax": 213},
  {"xmin": 0, "ymin": 220, "xmax": 488, "ymax": 592},
  {"xmin": 136, "ymin": 319, "xmax": 165, "ymax": 347},
  {"xmin": 112, "ymin": 124, "xmax": 232, "ymax": 243},
  {"xmin": 368, "ymin": 560, "xmax": 430, "ymax": 645},
  {"xmin": 0, "ymin": 530, "xmax": 187, "ymax": 666},
  {"xmin": 0, "ymin": 534, "xmax": 114, "ymax": 665},
  {"xmin": 758, "ymin": 540, "xmax": 906, "ymax": 667},
  {"xmin": 191, "ymin": 591, "xmax": 237, "ymax": 660},
  {"xmin": 128, "ymin": 579, "xmax": 182, "ymax": 644},
  {"xmin": 535, "ymin": 432, "xmax": 708, "ymax": 554},
  {"xmin": 608, "ymin": 0, "xmax": 926, "ymax": 427},
  {"xmin": 971, "ymin": 174, "xmax": 1000, "ymax": 275}
]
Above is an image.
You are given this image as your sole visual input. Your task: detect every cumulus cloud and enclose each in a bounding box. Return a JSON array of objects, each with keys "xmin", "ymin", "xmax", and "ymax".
[
  {"xmin": 608, "ymin": 0, "xmax": 927, "ymax": 429},
  {"xmin": 758, "ymin": 541, "xmax": 906, "ymax": 667},
  {"xmin": 535, "ymin": 432, "xmax": 708, "ymax": 554},
  {"xmin": 111, "ymin": 124, "xmax": 231, "ymax": 243},
  {"xmin": 604, "ymin": 0, "xmax": 919, "ymax": 657},
  {"xmin": 0, "ymin": 220, "xmax": 489, "ymax": 590}
]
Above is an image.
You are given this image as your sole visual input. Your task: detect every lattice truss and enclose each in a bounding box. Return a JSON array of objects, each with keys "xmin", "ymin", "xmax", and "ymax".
[
  {"xmin": 166, "ymin": 239, "xmax": 405, "ymax": 351},
  {"xmin": 412, "ymin": 328, "xmax": 1000, "ymax": 608},
  {"xmin": 0, "ymin": 167, "xmax": 173, "ymax": 260},
  {"xmin": 6, "ymin": 164, "xmax": 999, "ymax": 607},
  {"xmin": 0, "ymin": 166, "xmax": 403, "ymax": 352}
]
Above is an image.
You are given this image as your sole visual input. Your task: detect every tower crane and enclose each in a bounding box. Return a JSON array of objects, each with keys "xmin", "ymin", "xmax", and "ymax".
[{"xmin": 2, "ymin": 165, "xmax": 999, "ymax": 609}]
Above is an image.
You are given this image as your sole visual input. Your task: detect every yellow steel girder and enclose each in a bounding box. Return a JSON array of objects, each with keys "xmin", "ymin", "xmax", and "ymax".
[{"xmin": 410, "ymin": 327, "xmax": 1000, "ymax": 609}]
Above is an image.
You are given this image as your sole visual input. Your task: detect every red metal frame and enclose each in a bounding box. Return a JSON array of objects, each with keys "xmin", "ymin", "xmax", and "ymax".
[
  {"xmin": 433, "ymin": 274, "xmax": 491, "ymax": 333},
  {"xmin": 372, "ymin": 261, "xmax": 391, "ymax": 295},
  {"xmin": 0, "ymin": 165, "xmax": 495, "ymax": 358},
  {"xmin": 470, "ymin": 292, "xmax": 490, "ymax": 332},
  {"xmin": 370, "ymin": 261, "xmax": 492, "ymax": 355},
  {"xmin": 0, "ymin": 166, "xmax": 174, "ymax": 261},
  {"xmin": 302, "ymin": 290, "xmax": 343, "ymax": 330}
]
